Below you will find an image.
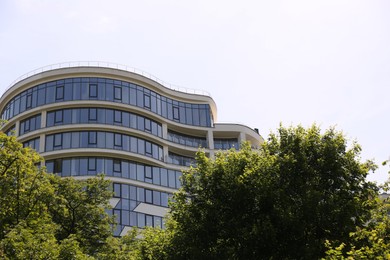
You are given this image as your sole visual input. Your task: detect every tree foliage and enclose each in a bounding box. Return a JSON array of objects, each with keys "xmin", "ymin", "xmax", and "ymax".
[
  {"xmin": 325, "ymin": 200, "xmax": 390, "ymax": 259},
  {"xmin": 0, "ymin": 132, "xmax": 115, "ymax": 258},
  {"xmin": 161, "ymin": 125, "xmax": 379, "ymax": 259}
]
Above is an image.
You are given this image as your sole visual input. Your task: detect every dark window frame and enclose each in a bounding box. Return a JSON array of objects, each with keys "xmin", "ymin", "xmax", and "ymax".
[
  {"xmin": 114, "ymin": 86, "xmax": 122, "ymax": 101},
  {"xmin": 56, "ymin": 86, "xmax": 64, "ymax": 100},
  {"xmin": 54, "ymin": 134, "xmax": 62, "ymax": 148},
  {"xmin": 89, "ymin": 108, "xmax": 97, "ymax": 121},
  {"xmin": 144, "ymin": 94, "xmax": 151, "ymax": 108},
  {"xmin": 113, "ymin": 159, "xmax": 121, "ymax": 172},
  {"xmin": 26, "ymin": 94, "xmax": 32, "ymax": 109},
  {"xmin": 114, "ymin": 133, "xmax": 122, "ymax": 147},
  {"xmin": 88, "ymin": 132, "xmax": 97, "ymax": 144},
  {"xmin": 114, "ymin": 110, "xmax": 122, "ymax": 123},
  {"xmin": 89, "ymin": 84, "xmax": 98, "ymax": 98},
  {"xmin": 88, "ymin": 158, "xmax": 96, "ymax": 171},
  {"xmin": 55, "ymin": 110, "xmax": 63, "ymax": 124},
  {"xmin": 173, "ymin": 106, "xmax": 180, "ymax": 120}
]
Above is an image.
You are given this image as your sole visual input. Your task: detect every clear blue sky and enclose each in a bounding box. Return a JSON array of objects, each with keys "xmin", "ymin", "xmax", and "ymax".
[{"xmin": 1, "ymin": 0, "xmax": 389, "ymax": 183}]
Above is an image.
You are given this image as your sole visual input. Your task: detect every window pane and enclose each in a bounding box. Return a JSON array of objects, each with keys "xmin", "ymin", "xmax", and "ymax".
[
  {"xmin": 144, "ymin": 94, "xmax": 151, "ymax": 108},
  {"xmin": 114, "ymin": 86, "xmax": 122, "ymax": 101},
  {"xmin": 145, "ymin": 189, "xmax": 152, "ymax": 204},
  {"xmin": 114, "ymin": 110, "xmax": 122, "ymax": 123},
  {"xmin": 114, "ymin": 183, "xmax": 121, "ymax": 197},
  {"xmin": 89, "ymin": 84, "xmax": 97, "ymax": 98},
  {"xmin": 56, "ymin": 86, "xmax": 64, "ymax": 100},
  {"xmin": 89, "ymin": 108, "xmax": 97, "ymax": 121}
]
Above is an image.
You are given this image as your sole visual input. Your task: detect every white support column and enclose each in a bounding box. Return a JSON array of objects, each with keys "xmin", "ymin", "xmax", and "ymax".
[
  {"xmin": 40, "ymin": 134, "xmax": 45, "ymax": 168},
  {"xmin": 41, "ymin": 111, "xmax": 47, "ymax": 128},
  {"xmin": 239, "ymin": 132, "xmax": 246, "ymax": 145},
  {"xmin": 39, "ymin": 134, "xmax": 45, "ymax": 154},
  {"xmin": 14, "ymin": 121, "xmax": 20, "ymax": 137},
  {"xmin": 207, "ymin": 130, "xmax": 215, "ymax": 159},
  {"xmin": 162, "ymin": 123, "xmax": 168, "ymax": 139},
  {"xmin": 163, "ymin": 145, "xmax": 169, "ymax": 163}
]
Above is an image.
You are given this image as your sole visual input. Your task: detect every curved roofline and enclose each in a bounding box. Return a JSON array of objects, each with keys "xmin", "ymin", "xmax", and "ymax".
[
  {"xmin": 1, "ymin": 62, "xmax": 218, "ymax": 122},
  {"xmin": 3, "ymin": 61, "xmax": 211, "ymax": 97}
]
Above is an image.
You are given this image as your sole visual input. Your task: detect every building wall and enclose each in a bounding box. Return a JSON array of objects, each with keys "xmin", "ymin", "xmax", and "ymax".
[{"xmin": 0, "ymin": 66, "xmax": 263, "ymax": 236}]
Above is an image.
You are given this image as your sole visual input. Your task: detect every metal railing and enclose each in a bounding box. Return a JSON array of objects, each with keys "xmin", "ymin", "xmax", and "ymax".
[{"xmin": 4, "ymin": 61, "xmax": 211, "ymax": 97}]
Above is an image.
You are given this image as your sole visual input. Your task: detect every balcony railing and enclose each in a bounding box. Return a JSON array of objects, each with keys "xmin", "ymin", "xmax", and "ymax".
[{"xmin": 4, "ymin": 61, "xmax": 211, "ymax": 97}]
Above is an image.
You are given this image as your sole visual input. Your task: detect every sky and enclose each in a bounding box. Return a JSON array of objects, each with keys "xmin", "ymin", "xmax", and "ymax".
[{"xmin": 0, "ymin": 0, "xmax": 389, "ymax": 183}]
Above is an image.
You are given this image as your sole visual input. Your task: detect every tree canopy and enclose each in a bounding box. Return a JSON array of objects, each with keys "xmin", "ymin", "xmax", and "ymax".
[
  {"xmin": 155, "ymin": 125, "xmax": 380, "ymax": 259},
  {"xmin": 0, "ymin": 132, "xmax": 114, "ymax": 259},
  {"xmin": 0, "ymin": 124, "xmax": 386, "ymax": 259}
]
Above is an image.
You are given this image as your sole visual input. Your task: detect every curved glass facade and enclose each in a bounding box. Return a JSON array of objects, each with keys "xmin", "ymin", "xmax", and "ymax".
[
  {"xmin": 167, "ymin": 130, "xmax": 207, "ymax": 148},
  {"xmin": 46, "ymin": 157, "xmax": 182, "ymax": 189},
  {"xmin": 19, "ymin": 113, "xmax": 41, "ymax": 136},
  {"xmin": 0, "ymin": 66, "xmax": 262, "ymax": 236},
  {"xmin": 111, "ymin": 182, "xmax": 169, "ymax": 235},
  {"xmin": 1, "ymin": 77, "xmax": 212, "ymax": 127},
  {"xmin": 45, "ymin": 131, "xmax": 164, "ymax": 161},
  {"xmin": 46, "ymin": 107, "xmax": 162, "ymax": 138}
]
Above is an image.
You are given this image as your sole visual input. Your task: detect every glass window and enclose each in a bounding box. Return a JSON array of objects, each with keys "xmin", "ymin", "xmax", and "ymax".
[
  {"xmin": 153, "ymin": 190, "xmax": 160, "ymax": 205},
  {"xmin": 161, "ymin": 168, "xmax": 168, "ymax": 187},
  {"xmin": 137, "ymin": 116, "xmax": 144, "ymax": 130},
  {"xmin": 54, "ymin": 159, "xmax": 62, "ymax": 173},
  {"xmin": 122, "ymin": 161, "xmax": 129, "ymax": 178},
  {"xmin": 89, "ymin": 132, "xmax": 97, "ymax": 144},
  {"xmin": 145, "ymin": 166, "xmax": 152, "ymax": 179},
  {"xmin": 145, "ymin": 189, "xmax": 152, "ymax": 204},
  {"xmin": 122, "ymin": 210, "xmax": 129, "ymax": 226},
  {"xmin": 137, "ymin": 164, "xmax": 144, "ymax": 182},
  {"xmin": 62, "ymin": 132, "xmax": 71, "ymax": 149},
  {"xmin": 145, "ymin": 119, "xmax": 151, "ymax": 132},
  {"xmin": 153, "ymin": 167, "xmax": 160, "ymax": 185},
  {"xmin": 145, "ymin": 142, "xmax": 152, "ymax": 156},
  {"xmin": 146, "ymin": 215, "xmax": 153, "ymax": 227},
  {"xmin": 114, "ymin": 110, "xmax": 122, "ymax": 123},
  {"xmin": 106, "ymin": 133, "xmax": 114, "ymax": 149},
  {"xmin": 138, "ymin": 139, "xmax": 145, "ymax": 154},
  {"xmin": 168, "ymin": 170, "xmax": 176, "ymax": 188},
  {"xmin": 26, "ymin": 94, "xmax": 32, "ymax": 109},
  {"xmin": 89, "ymin": 84, "xmax": 97, "ymax": 98},
  {"xmin": 114, "ymin": 160, "xmax": 121, "ymax": 173},
  {"xmin": 89, "ymin": 108, "xmax": 97, "ymax": 121},
  {"xmin": 86, "ymin": 158, "xmax": 95, "ymax": 172},
  {"xmin": 161, "ymin": 192, "xmax": 168, "ymax": 207},
  {"xmin": 113, "ymin": 183, "xmax": 121, "ymax": 198},
  {"xmin": 56, "ymin": 86, "xmax": 64, "ymax": 100},
  {"xmin": 144, "ymin": 94, "xmax": 151, "ymax": 108},
  {"xmin": 54, "ymin": 133, "xmax": 62, "ymax": 148},
  {"xmin": 24, "ymin": 119, "xmax": 30, "ymax": 132},
  {"xmin": 114, "ymin": 134, "xmax": 122, "ymax": 147},
  {"xmin": 130, "ymin": 185, "xmax": 137, "ymax": 200},
  {"xmin": 55, "ymin": 110, "xmax": 63, "ymax": 124},
  {"xmin": 137, "ymin": 187, "xmax": 144, "ymax": 202},
  {"xmin": 114, "ymin": 86, "xmax": 122, "ymax": 101},
  {"xmin": 137, "ymin": 213, "xmax": 145, "ymax": 228},
  {"xmin": 173, "ymin": 106, "xmax": 179, "ymax": 120}
]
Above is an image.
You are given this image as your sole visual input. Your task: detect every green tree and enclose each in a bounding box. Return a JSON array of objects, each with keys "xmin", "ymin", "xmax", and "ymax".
[
  {"xmin": 163, "ymin": 125, "xmax": 379, "ymax": 259},
  {"xmin": 0, "ymin": 131, "xmax": 53, "ymax": 240},
  {"xmin": 47, "ymin": 174, "xmax": 114, "ymax": 256},
  {"xmin": 325, "ymin": 200, "xmax": 390, "ymax": 259},
  {"xmin": 0, "ymin": 132, "xmax": 116, "ymax": 258}
]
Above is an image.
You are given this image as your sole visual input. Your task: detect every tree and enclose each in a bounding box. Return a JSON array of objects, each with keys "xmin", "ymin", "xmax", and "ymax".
[
  {"xmin": 47, "ymin": 175, "xmax": 114, "ymax": 256},
  {"xmin": 0, "ymin": 131, "xmax": 53, "ymax": 240},
  {"xmin": 162, "ymin": 125, "xmax": 379, "ymax": 259},
  {"xmin": 0, "ymin": 131, "xmax": 115, "ymax": 258},
  {"xmin": 325, "ymin": 163, "xmax": 390, "ymax": 259},
  {"xmin": 324, "ymin": 204, "xmax": 390, "ymax": 259}
]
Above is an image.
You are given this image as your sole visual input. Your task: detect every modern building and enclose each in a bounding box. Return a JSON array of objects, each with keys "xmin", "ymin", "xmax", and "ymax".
[{"xmin": 0, "ymin": 62, "xmax": 263, "ymax": 236}]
